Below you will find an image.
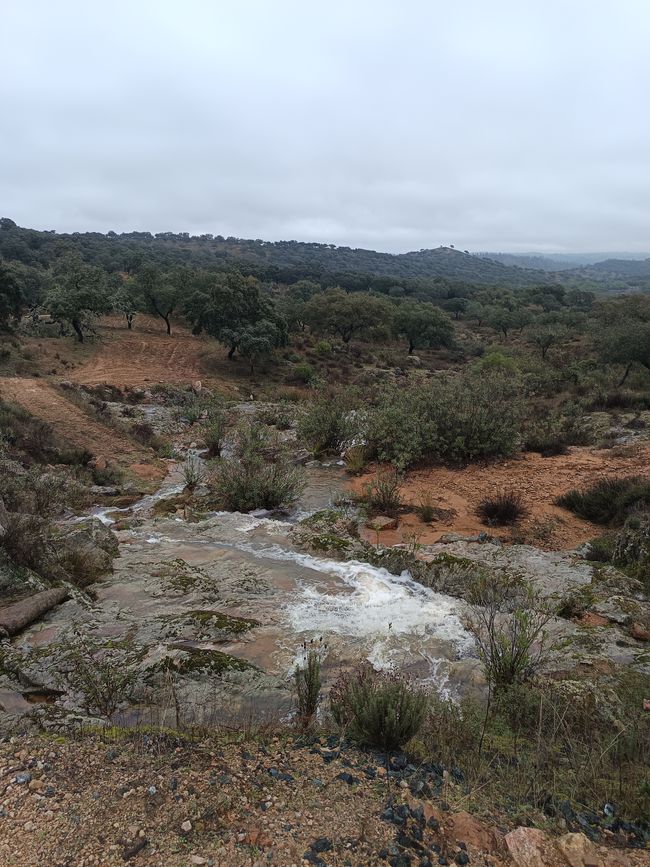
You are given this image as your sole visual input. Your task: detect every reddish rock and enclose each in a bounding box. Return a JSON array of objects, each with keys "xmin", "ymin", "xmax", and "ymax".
[
  {"xmin": 447, "ymin": 811, "xmax": 503, "ymax": 853},
  {"xmin": 505, "ymin": 827, "xmax": 552, "ymax": 867},
  {"xmin": 629, "ymin": 623, "xmax": 650, "ymax": 642},
  {"xmin": 366, "ymin": 515, "xmax": 398, "ymax": 532}
]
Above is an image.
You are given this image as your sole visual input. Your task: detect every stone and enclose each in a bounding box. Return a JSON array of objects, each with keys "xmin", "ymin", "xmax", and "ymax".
[
  {"xmin": 629, "ymin": 622, "xmax": 650, "ymax": 642},
  {"xmin": 181, "ymin": 820, "xmax": 192, "ymax": 832},
  {"xmin": 366, "ymin": 515, "xmax": 398, "ymax": 532},
  {"xmin": 505, "ymin": 827, "xmax": 551, "ymax": 867},
  {"xmin": 447, "ymin": 812, "xmax": 499, "ymax": 853},
  {"xmin": 192, "ymin": 380, "xmax": 202, "ymax": 393},
  {"xmin": 556, "ymin": 832, "xmax": 602, "ymax": 866},
  {"xmin": 89, "ymin": 455, "xmax": 108, "ymax": 471},
  {"xmin": 23, "ymin": 821, "xmax": 36, "ymax": 832},
  {"xmin": 190, "ymin": 857, "xmax": 208, "ymax": 865}
]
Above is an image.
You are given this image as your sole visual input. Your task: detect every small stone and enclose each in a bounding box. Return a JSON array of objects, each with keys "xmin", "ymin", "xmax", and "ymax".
[
  {"xmin": 190, "ymin": 857, "xmax": 208, "ymax": 865},
  {"xmin": 181, "ymin": 820, "xmax": 192, "ymax": 832},
  {"xmin": 148, "ymin": 786, "xmax": 157, "ymax": 796},
  {"xmin": 15, "ymin": 772, "xmax": 32, "ymax": 785},
  {"xmin": 24, "ymin": 821, "xmax": 36, "ymax": 832}
]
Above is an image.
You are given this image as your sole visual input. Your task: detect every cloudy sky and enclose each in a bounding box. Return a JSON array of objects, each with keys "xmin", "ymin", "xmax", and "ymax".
[{"xmin": 2, "ymin": 1, "xmax": 650, "ymax": 253}]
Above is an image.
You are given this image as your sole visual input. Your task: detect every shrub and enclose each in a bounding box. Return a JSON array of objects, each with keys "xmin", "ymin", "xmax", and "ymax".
[
  {"xmin": 467, "ymin": 574, "xmax": 553, "ymax": 693},
  {"xmin": 366, "ymin": 371, "xmax": 523, "ymax": 470},
  {"xmin": 362, "ymin": 470, "xmax": 402, "ymax": 516},
  {"xmin": 182, "ymin": 454, "xmax": 204, "ymax": 490},
  {"xmin": 287, "ymin": 362, "xmax": 317, "ymax": 386},
  {"xmin": 294, "ymin": 640, "xmax": 325, "ymax": 727},
  {"xmin": 297, "ymin": 397, "xmax": 354, "ymax": 456},
  {"xmin": 476, "ymin": 490, "xmax": 528, "ymax": 526},
  {"xmin": 56, "ymin": 625, "xmax": 144, "ymax": 717},
  {"xmin": 343, "ymin": 444, "xmax": 367, "ymax": 475},
  {"xmin": 330, "ymin": 665, "xmax": 428, "ymax": 751},
  {"xmin": 209, "ymin": 420, "xmax": 304, "ymax": 512},
  {"xmin": 556, "ymin": 476, "xmax": 650, "ymax": 525},
  {"xmin": 585, "ymin": 534, "xmax": 616, "ymax": 562},
  {"xmin": 415, "ymin": 489, "xmax": 436, "ymax": 523},
  {"xmin": 202, "ymin": 411, "xmax": 226, "ymax": 458}
]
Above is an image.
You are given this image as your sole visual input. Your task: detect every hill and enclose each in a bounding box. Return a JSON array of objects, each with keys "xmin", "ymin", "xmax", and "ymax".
[{"xmin": 0, "ymin": 218, "xmax": 552, "ymax": 287}]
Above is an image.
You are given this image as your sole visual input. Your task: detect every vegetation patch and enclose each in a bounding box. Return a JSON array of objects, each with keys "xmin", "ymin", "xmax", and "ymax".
[{"xmin": 556, "ymin": 476, "xmax": 650, "ymax": 525}]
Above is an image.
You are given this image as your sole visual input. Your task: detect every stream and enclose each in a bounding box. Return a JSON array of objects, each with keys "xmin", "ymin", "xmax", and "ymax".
[{"xmin": 17, "ymin": 460, "xmax": 478, "ymax": 725}]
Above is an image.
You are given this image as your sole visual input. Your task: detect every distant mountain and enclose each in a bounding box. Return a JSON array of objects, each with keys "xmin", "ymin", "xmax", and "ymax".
[
  {"xmin": 479, "ymin": 251, "xmax": 650, "ymax": 271},
  {"xmin": 0, "ymin": 220, "xmax": 553, "ymax": 287}
]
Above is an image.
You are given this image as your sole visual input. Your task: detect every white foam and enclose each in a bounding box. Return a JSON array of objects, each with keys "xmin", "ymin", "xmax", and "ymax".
[{"xmin": 232, "ymin": 542, "xmax": 474, "ymax": 656}]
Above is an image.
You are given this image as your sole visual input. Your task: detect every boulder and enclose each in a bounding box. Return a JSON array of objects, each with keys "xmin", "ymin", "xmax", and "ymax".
[
  {"xmin": 556, "ymin": 832, "xmax": 607, "ymax": 866},
  {"xmin": 629, "ymin": 622, "xmax": 650, "ymax": 642},
  {"xmin": 56, "ymin": 519, "xmax": 119, "ymax": 584},
  {"xmin": 88, "ymin": 455, "xmax": 108, "ymax": 471},
  {"xmin": 505, "ymin": 827, "xmax": 552, "ymax": 867},
  {"xmin": 366, "ymin": 515, "xmax": 398, "ymax": 532}
]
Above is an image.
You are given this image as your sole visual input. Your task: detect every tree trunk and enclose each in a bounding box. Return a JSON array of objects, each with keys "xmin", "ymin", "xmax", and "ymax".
[
  {"xmin": 0, "ymin": 588, "xmax": 69, "ymax": 637},
  {"xmin": 408, "ymin": 339, "xmax": 414, "ymax": 355},
  {"xmin": 618, "ymin": 362, "xmax": 633, "ymax": 387},
  {"xmin": 71, "ymin": 319, "xmax": 84, "ymax": 342},
  {"xmin": 227, "ymin": 344, "xmax": 237, "ymax": 360},
  {"xmin": 163, "ymin": 315, "xmax": 171, "ymax": 335},
  {"xmin": 126, "ymin": 314, "xmax": 133, "ymax": 330}
]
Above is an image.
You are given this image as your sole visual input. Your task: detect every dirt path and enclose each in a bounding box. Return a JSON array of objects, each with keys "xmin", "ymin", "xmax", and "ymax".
[
  {"xmin": 352, "ymin": 443, "xmax": 650, "ymax": 550},
  {"xmin": 0, "ymin": 377, "xmax": 150, "ymax": 469},
  {"xmin": 68, "ymin": 315, "xmax": 228, "ymax": 389}
]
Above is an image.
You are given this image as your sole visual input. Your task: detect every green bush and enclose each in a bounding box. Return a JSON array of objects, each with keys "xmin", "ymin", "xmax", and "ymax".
[
  {"xmin": 294, "ymin": 641, "xmax": 324, "ymax": 727},
  {"xmin": 366, "ymin": 371, "xmax": 522, "ymax": 469},
  {"xmin": 362, "ymin": 470, "xmax": 402, "ymax": 516},
  {"xmin": 209, "ymin": 420, "xmax": 304, "ymax": 512},
  {"xmin": 202, "ymin": 409, "xmax": 226, "ymax": 458},
  {"xmin": 297, "ymin": 397, "xmax": 355, "ymax": 456},
  {"xmin": 330, "ymin": 665, "xmax": 428, "ymax": 751},
  {"xmin": 476, "ymin": 490, "xmax": 528, "ymax": 526},
  {"xmin": 556, "ymin": 476, "xmax": 650, "ymax": 525}
]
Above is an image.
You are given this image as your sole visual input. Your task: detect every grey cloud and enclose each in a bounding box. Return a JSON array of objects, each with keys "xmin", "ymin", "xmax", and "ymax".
[{"xmin": 2, "ymin": 0, "xmax": 650, "ymax": 253}]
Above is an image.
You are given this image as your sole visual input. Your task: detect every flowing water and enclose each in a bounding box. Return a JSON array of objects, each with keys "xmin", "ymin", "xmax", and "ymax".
[{"xmin": 18, "ymin": 460, "xmax": 478, "ymax": 723}]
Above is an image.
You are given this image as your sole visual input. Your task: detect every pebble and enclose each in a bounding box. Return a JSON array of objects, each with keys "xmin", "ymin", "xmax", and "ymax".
[
  {"xmin": 181, "ymin": 820, "xmax": 192, "ymax": 832},
  {"xmin": 23, "ymin": 821, "xmax": 36, "ymax": 832}
]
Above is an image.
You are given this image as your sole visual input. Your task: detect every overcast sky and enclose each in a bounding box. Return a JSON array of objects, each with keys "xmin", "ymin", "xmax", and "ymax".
[{"xmin": 2, "ymin": 1, "xmax": 650, "ymax": 253}]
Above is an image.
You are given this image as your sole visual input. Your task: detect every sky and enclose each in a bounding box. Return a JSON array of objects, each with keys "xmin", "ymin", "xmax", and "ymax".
[{"xmin": 2, "ymin": 0, "xmax": 650, "ymax": 254}]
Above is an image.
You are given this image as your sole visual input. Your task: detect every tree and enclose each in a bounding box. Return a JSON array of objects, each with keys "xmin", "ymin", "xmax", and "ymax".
[
  {"xmin": 135, "ymin": 265, "xmax": 182, "ymax": 334},
  {"xmin": 442, "ymin": 296, "xmax": 468, "ymax": 320},
  {"xmin": 596, "ymin": 296, "xmax": 650, "ymax": 385},
  {"xmin": 303, "ymin": 288, "xmax": 393, "ymax": 343},
  {"xmin": 0, "ymin": 260, "xmax": 24, "ymax": 330},
  {"xmin": 45, "ymin": 258, "xmax": 110, "ymax": 342},
  {"xmin": 185, "ymin": 270, "xmax": 286, "ymax": 361},
  {"xmin": 528, "ymin": 315, "xmax": 567, "ymax": 360},
  {"xmin": 111, "ymin": 280, "xmax": 141, "ymax": 330},
  {"xmin": 394, "ymin": 300, "xmax": 454, "ymax": 354}
]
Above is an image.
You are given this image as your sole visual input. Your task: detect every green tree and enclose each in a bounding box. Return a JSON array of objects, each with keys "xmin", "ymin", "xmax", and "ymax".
[
  {"xmin": 303, "ymin": 288, "xmax": 393, "ymax": 343},
  {"xmin": 45, "ymin": 258, "xmax": 110, "ymax": 342},
  {"xmin": 394, "ymin": 300, "xmax": 454, "ymax": 354},
  {"xmin": 185, "ymin": 270, "xmax": 286, "ymax": 360},
  {"xmin": 135, "ymin": 264, "xmax": 183, "ymax": 334},
  {"xmin": 0, "ymin": 260, "xmax": 24, "ymax": 330},
  {"xmin": 596, "ymin": 296, "xmax": 650, "ymax": 385},
  {"xmin": 111, "ymin": 280, "xmax": 142, "ymax": 330}
]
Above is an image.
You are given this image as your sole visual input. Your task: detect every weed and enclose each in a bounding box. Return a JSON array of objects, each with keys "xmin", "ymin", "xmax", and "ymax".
[{"xmin": 476, "ymin": 490, "xmax": 528, "ymax": 526}]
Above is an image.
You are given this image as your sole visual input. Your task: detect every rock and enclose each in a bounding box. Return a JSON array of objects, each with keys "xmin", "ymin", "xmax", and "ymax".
[
  {"xmin": 629, "ymin": 622, "xmax": 650, "ymax": 642},
  {"xmin": 88, "ymin": 455, "xmax": 108, "ymax": 471},
  {"xmin": 556, "ymin": 832, "xmax": 603, "ymax": 866},
  {"xmin": 23, "ymin": 820, "xmax": 36, "ymax": 832},
  {"xmin": 89, "ymin": 485, "xmax": 120, "ymax": 496},
  {"xmin": 15, "ymin": 772, "xmax": 32, "ymax": 785},
  {"xmin": 447, "ymin": 812, "xmax": 499, "ymax": 853},
  {"xmin": 310, "ymin": 837, "xmax": 333, "ymax": 852},
  {"xmin": 366, "ymin": 515, "xmax": 398, "ymax": 532},
  {"xmin": 405, "ymin": 355, "xmax": 422, "ymax": 366},
  {"xmin": 190, "ymin": 857, "xmax": 208, "ymax": 865},
  {"xmin": 181, "ymin": 820, "xmax": 192, "ymax": 832},
  {"xmin": 192, "ymin": 380, "xmax": 202, "ymax": 393},
  {"xmin": 56, "ymin": 518, "xmax": 119, "ymax": 584},
  {"xmin": 505, "ymin": 827, "xmax": 551, "ymax": 867}
]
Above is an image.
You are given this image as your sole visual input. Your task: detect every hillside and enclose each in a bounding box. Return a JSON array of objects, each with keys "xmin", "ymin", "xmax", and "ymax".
[{"xmin": 0, "ymin": 219, "xmax": 552, "ymax": 287}]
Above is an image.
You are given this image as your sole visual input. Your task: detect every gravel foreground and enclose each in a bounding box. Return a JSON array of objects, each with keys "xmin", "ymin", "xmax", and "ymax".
[{"xmin": 0, "ymin": 733, "xmax": 648, "ymax": 867}]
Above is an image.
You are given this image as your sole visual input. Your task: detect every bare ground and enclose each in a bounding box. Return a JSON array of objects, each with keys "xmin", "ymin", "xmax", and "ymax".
[
  {"xmin": 0, "ymin": 376, "xmax": 162, "ymax": 478},
  {"xmin": 352, "ymin": 444, "xmax": 650, "ymax": 550}
]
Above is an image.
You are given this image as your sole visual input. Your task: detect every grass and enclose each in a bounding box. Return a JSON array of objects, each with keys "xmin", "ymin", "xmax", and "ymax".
[
  {"xmin": 476, "ymin": 490, "xmax": 528, "ymax": 526},
  {"xmin": 556, "ymin": 476, "xmax": 650, "ymax": 525}
]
